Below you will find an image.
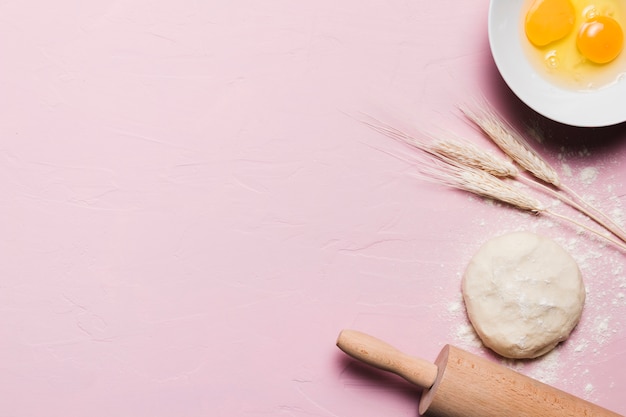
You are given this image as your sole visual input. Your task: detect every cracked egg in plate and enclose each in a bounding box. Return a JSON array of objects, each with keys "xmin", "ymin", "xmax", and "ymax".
[{"xmin": 488, "ymin": 0, "xmax": 626, "ymax": 127}]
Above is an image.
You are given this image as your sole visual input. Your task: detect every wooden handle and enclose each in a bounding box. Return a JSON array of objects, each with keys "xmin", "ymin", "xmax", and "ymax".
[{"xmin": 336, "ymin": 329, "xmax": 438, "ymax": 389}]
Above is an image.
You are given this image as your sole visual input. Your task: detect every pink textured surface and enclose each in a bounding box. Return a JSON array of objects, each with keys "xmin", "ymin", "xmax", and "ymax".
[{"xmin": 1, "ymin": 1, "xmax": 626, "ymax": 415}]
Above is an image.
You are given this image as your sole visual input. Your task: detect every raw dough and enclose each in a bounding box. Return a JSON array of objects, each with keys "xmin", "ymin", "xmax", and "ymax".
[{"xmin": 462, "ymin": 231, "xmax": 585, "ymax": 359}]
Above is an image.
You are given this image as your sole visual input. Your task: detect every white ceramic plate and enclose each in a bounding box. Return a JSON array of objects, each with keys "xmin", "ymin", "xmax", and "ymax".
[{"xmin": 488, "ymin": 0, "xmax": 626, "ymax": 127}]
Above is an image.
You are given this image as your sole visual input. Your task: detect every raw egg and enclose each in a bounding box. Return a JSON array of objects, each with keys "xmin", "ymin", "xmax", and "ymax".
[
  {"xmin": 522, "ymin": 0, "xmax": 626, "ymax": 89},
  {"xmin": 525, "ymin": 0, "xmax": 576, "ymax": 46},
  {"xmin": 577, "ymin": 16, "xmax": 624, "ymax": 63}
]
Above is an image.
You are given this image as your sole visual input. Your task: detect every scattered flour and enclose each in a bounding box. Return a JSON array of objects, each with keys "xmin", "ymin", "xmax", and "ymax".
[
  {"xmin": 561, "ymin": 163, "xmax": 573, "ymax": 178},
  {"xmin": 579, "ymin": 167, "xmax": 599, "ymax": 186},
  {"xmin": 442, "ymin": 144, "xmax": 625, "ymax": 403},
  {"xmin": 525, "ymin": 348, "xmax": 560, "ymax": 386},
  {"xmin": 573, "ymin": 339, "xmax": 589, "ymax": 353}
]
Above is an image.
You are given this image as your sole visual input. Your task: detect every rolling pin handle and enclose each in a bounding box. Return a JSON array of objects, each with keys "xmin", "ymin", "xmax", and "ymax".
[{"xmin": 336, "ymin": 329, "xmax": 438, "ymax": 389}]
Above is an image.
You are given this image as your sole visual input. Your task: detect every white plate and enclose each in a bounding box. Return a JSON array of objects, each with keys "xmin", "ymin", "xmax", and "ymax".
[{"xmin": 488, "ymin": 0, "xmax": 626, "ymax": 127}]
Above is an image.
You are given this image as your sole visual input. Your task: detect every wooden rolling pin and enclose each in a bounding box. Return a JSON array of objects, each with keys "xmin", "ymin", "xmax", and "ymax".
[{"xmin": 336, "ymin": 329, "xmax": 623, "ymax": 417}]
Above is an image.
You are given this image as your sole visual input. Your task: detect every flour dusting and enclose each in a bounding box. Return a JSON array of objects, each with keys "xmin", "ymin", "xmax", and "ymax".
[{"xmin": 579, "ymin": 167, "xmax": 599, "ymax": 186}]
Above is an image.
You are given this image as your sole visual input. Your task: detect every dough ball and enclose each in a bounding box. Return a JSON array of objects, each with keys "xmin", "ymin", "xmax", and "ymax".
[{"xmin": 462, "ymin": 231, "xmax": 585, "ymax": 359}]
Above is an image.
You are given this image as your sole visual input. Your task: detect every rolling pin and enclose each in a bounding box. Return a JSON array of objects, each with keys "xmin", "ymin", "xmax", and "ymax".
[{"xmin": 336, "ymin": 329, "xmax": 623, "ymax": 417}]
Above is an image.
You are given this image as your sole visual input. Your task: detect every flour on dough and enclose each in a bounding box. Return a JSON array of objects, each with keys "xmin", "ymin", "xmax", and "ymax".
[{"xmin": 462, "ymin": 231, "xmax": 585, "ymax": 359}]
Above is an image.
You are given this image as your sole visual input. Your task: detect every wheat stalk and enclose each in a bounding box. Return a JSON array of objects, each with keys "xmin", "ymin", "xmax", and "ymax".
[
  {"xmin": 460, "ymin": 99, "xmax": 626, "ymax": 245},
  {"xmin": 559, "ymin": 181, "xmax": 626, "ymax": 240}
]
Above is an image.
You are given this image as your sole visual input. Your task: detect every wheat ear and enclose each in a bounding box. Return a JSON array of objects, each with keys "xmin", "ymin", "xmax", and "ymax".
[
  {"xmin": 430, "ymin": 139, "xmax": 519, "ymax": 177},
  {"xmin": 459, "ymin": 103, "xmax": 560, "ymax": 186},
  {"xmin": 461, "ymin": 100, "xmax": 626, "ymax": 244}
]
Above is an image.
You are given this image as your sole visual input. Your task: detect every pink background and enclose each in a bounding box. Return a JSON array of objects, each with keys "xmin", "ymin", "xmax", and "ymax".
[{"xmin": 1, "ymin": 0, "xmax": 626, "ymax": 415}]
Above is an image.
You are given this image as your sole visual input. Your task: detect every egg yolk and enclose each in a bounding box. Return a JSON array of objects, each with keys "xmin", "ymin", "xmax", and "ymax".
[
  {"xmin": 525, "ymin": 0, "xmax": 576, "ymax": 46},
  {"xmin": 577, "ymin": 16, "xmax": 624, "ymax": 64}
]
